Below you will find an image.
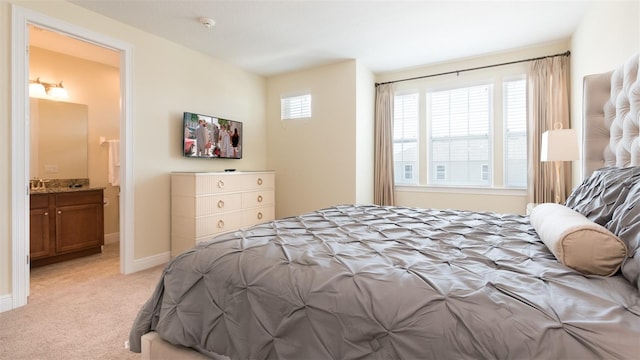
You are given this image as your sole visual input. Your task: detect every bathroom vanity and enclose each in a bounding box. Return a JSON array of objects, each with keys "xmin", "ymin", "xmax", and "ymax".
[{"xmin": 30, "ymin": 187, "xmax": 104, "ymax": 267}]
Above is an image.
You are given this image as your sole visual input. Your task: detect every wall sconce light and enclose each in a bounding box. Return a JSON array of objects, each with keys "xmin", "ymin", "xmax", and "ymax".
[
  {"xmin": 29, "ymin": 77, "xmax": 68, "ymax": 99},
  {"xmin": 28, "ymin": 78, "xmax": 46, "ymax": 97}
]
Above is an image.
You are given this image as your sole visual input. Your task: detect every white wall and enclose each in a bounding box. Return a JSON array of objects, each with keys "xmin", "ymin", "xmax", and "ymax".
[
  {"xmin": 0, "ymin": 0, "xmax": 266, "ymax": 299},
  {"xmin": 266, "ymin": 60, "xmax": 361, "ymax": 218},
  {"xmin": 570, "ymin": 0, "xmax": 640, "ymax": 185}
]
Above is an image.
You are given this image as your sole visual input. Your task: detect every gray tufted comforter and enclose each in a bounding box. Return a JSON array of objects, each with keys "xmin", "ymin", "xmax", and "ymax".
[{"xmin": 129, "ymin": 205, "xmax": 640, "ymax": 359}]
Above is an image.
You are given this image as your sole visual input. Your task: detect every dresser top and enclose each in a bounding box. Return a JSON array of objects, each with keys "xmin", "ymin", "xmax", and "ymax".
[{"xmin": 172, "ymin": 170, "xmax": 274, "ymax": 175}]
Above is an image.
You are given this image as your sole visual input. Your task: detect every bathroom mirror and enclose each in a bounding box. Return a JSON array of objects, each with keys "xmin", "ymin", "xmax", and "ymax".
[{"xmin": 29, "ymin": 98, "xmax": 89, "ymax": 179}]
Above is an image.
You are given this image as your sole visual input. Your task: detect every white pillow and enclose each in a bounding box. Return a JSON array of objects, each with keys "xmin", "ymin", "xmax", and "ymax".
[{"xmin": 530, "ymin": 203, "xmax": 627, "ymax": 276}]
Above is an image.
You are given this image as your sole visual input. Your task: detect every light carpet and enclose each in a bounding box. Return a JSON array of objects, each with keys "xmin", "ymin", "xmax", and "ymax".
[{"xmin": 0, "ymin": 242, "xmax": 164, "ymax": 360}]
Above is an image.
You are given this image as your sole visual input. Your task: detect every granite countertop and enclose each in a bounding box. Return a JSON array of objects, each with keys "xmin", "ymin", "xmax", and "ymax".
[
  {"xmin": 30, "ymin": 186, "xmax": 106, "ymax": 194},
  {"xmin": 29, "ymin": 178, "xmax": 105, "ymax": 194}
]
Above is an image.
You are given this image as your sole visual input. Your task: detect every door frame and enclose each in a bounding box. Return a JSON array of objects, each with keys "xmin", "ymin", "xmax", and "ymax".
[{"xmin": 11, "ymin": 5, "xmax": 135, "ymax": 309}]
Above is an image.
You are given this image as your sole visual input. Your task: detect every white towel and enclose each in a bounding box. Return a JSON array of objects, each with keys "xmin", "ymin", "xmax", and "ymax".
[{"xmin": 108, "ymin": 140, "xmax": 121, "ymax": 186}]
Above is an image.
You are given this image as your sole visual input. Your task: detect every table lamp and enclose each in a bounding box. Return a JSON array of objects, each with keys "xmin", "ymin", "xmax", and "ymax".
[{"xmin": 540, "ymin": 123, "xmax": 579, "ymax": 203}]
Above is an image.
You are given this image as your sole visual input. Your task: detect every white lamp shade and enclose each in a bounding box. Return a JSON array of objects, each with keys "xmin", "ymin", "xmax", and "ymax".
[
  {"xmin": 47, "ymin": 85, "xmax": 68, "ymax": 99},
  {"xmin": 541, "ymin": 128, "xmax": 579, "ymax": 162},
  {"xmin": 29, "ymin": 82, "xmax": 46, "ymax": 97}
]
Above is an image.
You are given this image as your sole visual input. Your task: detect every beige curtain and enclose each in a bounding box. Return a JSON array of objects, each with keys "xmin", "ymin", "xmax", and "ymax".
[
  {"xmin": 374, "ymin": 83, "xmax": 395, "ymax": 206},
  {"xmin": 527, "ymin": 55, "xmax": 571, "ymax": 204}
]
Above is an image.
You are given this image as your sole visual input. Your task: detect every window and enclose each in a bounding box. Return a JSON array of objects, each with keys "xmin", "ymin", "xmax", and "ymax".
[
  {"xmin": 404, "ymin": 165, "xmax": 414, "ymax": 181},
  {"xmin": 436, "ymin": 164, "xmax": 446, "ymax": 181},
  {"xmin": 281, "ymin": 93, "xmax": 311, "ymax": 120},
  {"xmin": 429, "ymin": 85, "xmax": 492, "ymax": 186},
  {"xmin": 481, "ymin": 164, "xmax": 489, "ymax": 181},
  {"xmin": 392, "ymin": 74, "xmax": 528, "ymax": 190},
  {"xmin": 393, "ymin": 92, "xmax": 419, "ymax": 184}
]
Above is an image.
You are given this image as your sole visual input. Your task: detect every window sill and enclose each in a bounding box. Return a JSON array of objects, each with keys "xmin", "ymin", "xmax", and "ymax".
[{"xmin": 395, "ymin": 184, "xmax": 527, "ymax": 196}]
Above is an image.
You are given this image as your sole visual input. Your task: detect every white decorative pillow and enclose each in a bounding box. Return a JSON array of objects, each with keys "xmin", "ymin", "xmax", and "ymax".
[{"xmin": 530, "ymin": 203, "xmax": 627, "ymax": 276}]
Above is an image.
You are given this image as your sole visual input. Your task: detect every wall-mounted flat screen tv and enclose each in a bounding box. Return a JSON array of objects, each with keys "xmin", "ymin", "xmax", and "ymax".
[{"xmin": 183, "ymin": 112, "xmax": 243, "ymax": 159}]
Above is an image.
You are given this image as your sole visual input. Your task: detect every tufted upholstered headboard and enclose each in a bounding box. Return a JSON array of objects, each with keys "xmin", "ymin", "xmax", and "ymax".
[{"xmin": 583, "ymin": 53, "xmax": 640, "ymax": 178}]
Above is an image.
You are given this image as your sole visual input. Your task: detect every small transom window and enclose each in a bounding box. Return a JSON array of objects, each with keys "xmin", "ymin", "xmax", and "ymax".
[{"xmin": 281, "ymin": 93, "xmax": 312, "ymax": 120}]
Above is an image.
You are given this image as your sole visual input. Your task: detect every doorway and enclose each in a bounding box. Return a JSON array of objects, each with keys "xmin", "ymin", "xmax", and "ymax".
[
  {"xmin": 28, "ymin": 24, "xmax": 121, "ymax": 284},
  {"xmin": 11, "ymin": 6, "xmax": 134, "ymax": 309}
]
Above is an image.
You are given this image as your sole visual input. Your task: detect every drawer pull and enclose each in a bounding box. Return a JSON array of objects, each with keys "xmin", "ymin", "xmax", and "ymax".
[
  {"xmin": 257, "ymin": 178, "xmax": 263, "ymax": 186},
  {"xmin": 257, "ymin": 195, "xmax": 263, "ymax": 203},
  {"xmin": 217, "ymin": 200, "xmax": 225, "ymax": 208},
  {"xmin": 217, "ymin": 220, "xmax": 225, "ymax": 228},
  {"xmin": 217, "ymin": 180, "xmax": 225, "ymax": 188},
  {"xmin": 257, "ymin": 212, "xmax": 263, "ymax": 220},
  {"xmin": 44, "ymin": 212, "xmax": 48, "ymax": 216},
  {"xmin": 57, "ymin": 210, "xmax": 62, "ymax": 215}
]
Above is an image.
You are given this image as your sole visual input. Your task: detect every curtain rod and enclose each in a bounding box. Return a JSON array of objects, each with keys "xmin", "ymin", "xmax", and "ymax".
[{"xmin": 375, "ymin": 50, "xmax": 571, "ymax": 87}]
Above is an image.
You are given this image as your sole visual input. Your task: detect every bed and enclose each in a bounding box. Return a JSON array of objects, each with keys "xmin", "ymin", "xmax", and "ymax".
[{"xmin": 129, "ymin": 54, "xmax": 640, "ymax": 359}]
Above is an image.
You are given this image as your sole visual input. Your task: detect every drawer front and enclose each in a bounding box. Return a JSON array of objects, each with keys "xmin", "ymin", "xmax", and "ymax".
[
  {"xmin": 236, "ymin": 173, "xmax": 275, "ymax": 191},
  {"xmin": 195, "ymin": 174, "xmax": 239, "ymax": 194},
  {"xmin": 30, "ymin": 194, "xmax": 50, "ymax": 209},
  {"xmin": 241, "ymin": 190, "xmax": 274, "ymax": 209},
  {"xmin": 196, "ymin": 193, "xmax": 242, "ymax": 215},
  {"xmin": 55, "ymin": 190, "xmax": 103, "ymax": 206},
  {"xmin": 242, "ymin": 206, "xmax": 274, "ymax": 228},
  {"xmin": 195, "ymin": 212, "xmax": 242, "ymax": 238},
  {"xmin": 195, "ymin": 172, "xmax": 275, "ymax": 194}
]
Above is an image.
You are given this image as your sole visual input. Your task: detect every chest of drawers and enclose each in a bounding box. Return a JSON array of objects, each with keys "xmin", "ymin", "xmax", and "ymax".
[{"xmin": 171, "ymin": 171, "xmax": 275, "ymax": 257}]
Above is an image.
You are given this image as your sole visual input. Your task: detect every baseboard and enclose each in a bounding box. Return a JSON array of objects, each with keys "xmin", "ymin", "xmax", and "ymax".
[
  {"xmin": 104, "ymin": 232, "xmax": 120, "ymax": 244},
  {"xmin": 0, "ymin": 294, "xmax": 13, "ymax": 313},
  {"xmin": 131, "ymin": 251, "xmax": 170, "ymax": 273}
]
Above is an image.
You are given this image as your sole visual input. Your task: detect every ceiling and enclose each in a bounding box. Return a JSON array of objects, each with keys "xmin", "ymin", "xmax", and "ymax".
[{"xmin": 55, "ymin": 1, "xmax": 591, "ymax": 76}]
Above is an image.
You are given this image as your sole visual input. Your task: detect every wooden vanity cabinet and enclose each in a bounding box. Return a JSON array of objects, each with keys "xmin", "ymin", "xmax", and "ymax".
[
  {"xmin": 29, "ymin": 194, "xmax": 52, "ymax": 260},
  {"xmin": 30, "ymin": 189, "xmax": 104, "ymax": 267}
]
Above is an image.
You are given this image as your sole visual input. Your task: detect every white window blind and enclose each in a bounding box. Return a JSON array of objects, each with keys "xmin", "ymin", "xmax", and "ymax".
[
  {"xmin": 393, "ymin": 92, "xmax": 419, "ymax": 184},
  {"xmin": 429, "ymin": 85, "xmax": 491, "ymax": 186},
  {"xmin": 503, "ymin": 79, "xmax": 527, "ymax": 187},
  {"xmin": 281, "ymin": 94, "xmax": 311, "ymax": 120}
]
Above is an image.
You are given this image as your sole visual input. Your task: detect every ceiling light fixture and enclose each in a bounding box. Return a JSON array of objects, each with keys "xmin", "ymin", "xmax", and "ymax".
[
  {"xmin": 29, "ymin": 77, "xmax": 69, "ymax": 99},
  {"xmin": 199, "ymin": 17, "xmax": 215, "ymax": 29}
]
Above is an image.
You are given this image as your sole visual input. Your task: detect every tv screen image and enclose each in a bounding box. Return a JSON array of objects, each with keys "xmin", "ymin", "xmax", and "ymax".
[{"xmin": 183, "ymin": 112, "xmax": 242, "ymax": 159}]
